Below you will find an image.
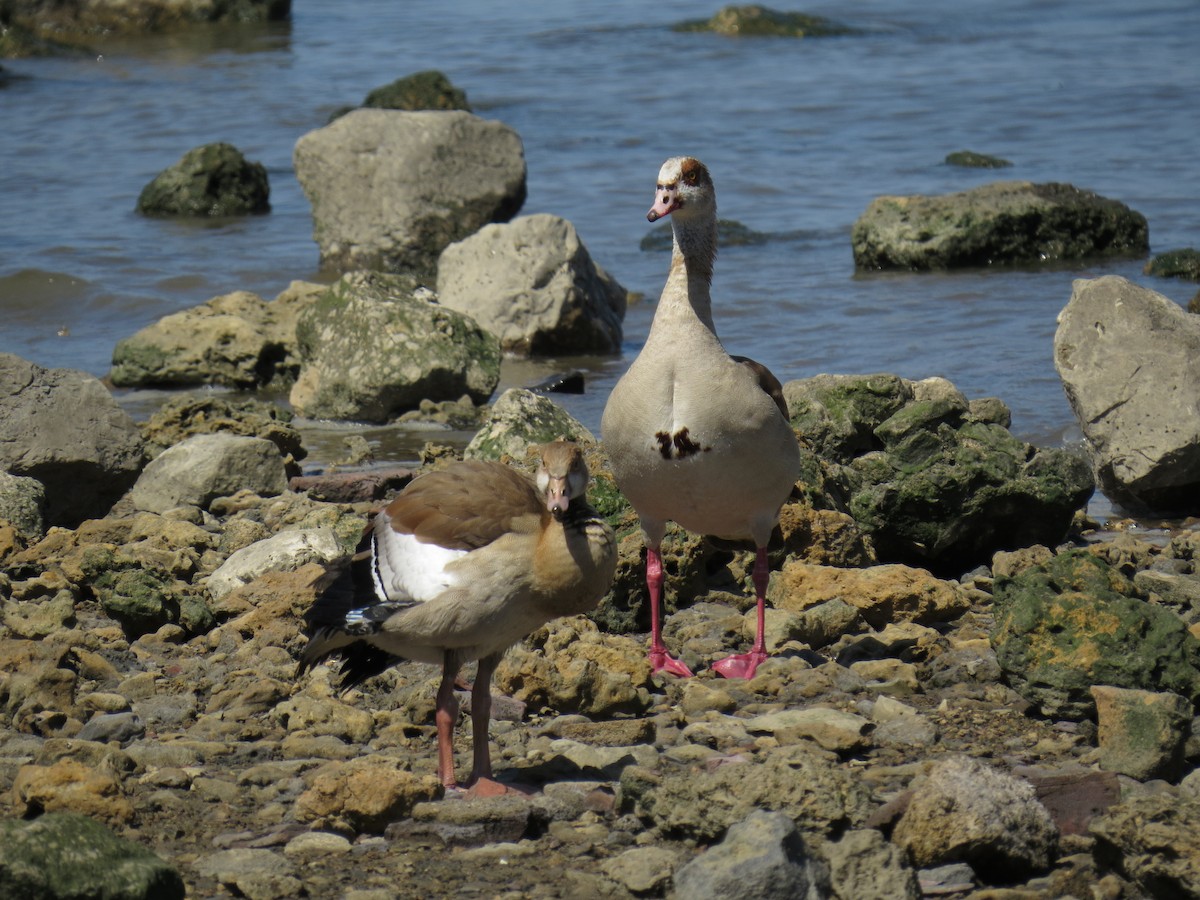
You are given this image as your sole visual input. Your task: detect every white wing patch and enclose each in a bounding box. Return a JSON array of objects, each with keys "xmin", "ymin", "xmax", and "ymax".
[{"xmin": 372, "ymin": 530, "xmax": 466, "ymax": 603}]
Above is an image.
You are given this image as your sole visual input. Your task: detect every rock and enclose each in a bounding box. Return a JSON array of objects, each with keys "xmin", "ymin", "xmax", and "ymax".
[
  {"xmin": 6, "ymin": 0, "xmax": 287, "ymax": 38},
  {"xmin": 92, "ymin": 566, "xmax": 212, "ymax": 638},
  {"xmin": 1089, "ymin": 791, "xmax": 1200, "ymax": 899},
  {"xmin": 139, "ymin": 392, "xmax": 307, "ymax": 469},
  {"xmin": 671, "ymin": 810, "xmax": 828, "ymax": 900},
  {"xmin": 293, "ymin": 109, "xmax": 526, "ymax": 276},
  {"xmin": 295, "ymin": 757, "xmax": 442, "ymax": 833},
  {"xmin": 0, "ymin": 470, "xmax": 45, "ymax": 541},
  {"xmin": 128, "ymin": 433, "xmax": 288, "ymax": 514},
  {"xmin": 1143, "ymin": 247, "xmax": 1200, "ymax": 281},
  {"xmin": 600, "ymin": 846, "xmax": 679, "ymax": 895},
  {"xmin": 289, "ymin": 271, "xmax": 500, "ymax": 422},
  {"xmin": 0, "ymin": 811, "xmax": 184, "ymax": 900},
  {"xmin": 770, "ymin": 562, "xmax": 969, "ymax": 628},
  {"xmin": 991, "ymin": 549, "xmax": 1200, "ymax": 719},
  {"xmin": 207, "ymin": 527, "xmax": 343, "ymax": 601},
  {"xmin": 437, "ymin": 214, "xmax": 626, "ymax": 356},
  {"xmin": 1018, "ymin": 765, "xmax": 1121, "ymax": 836},
  {"xmin": 618, "ymin": 744, "xmax": 871, "ymax": 842},
  {"xmin": 464, "ymin": 388, "xmax": 594, "ymax": 461},
  {"xmin": 746, "ymin": 707, "xmax": 872, "ymax": 753},
  {"xmin": 673, "ymin": 5, "xmax": 857, "ymax": 37},
  {"xmin": 361, "ymin": 69, "xmax": 470, "ymax": 112},
  {"xmin": 944, "ymin": 150, "xmax": 1012, "ymax": 168},
  {"xmin": 1054, "ymin": 275, "xmax": 1200, "ymax": 512},
  {"xmin": 821, "ymin": 828, "xmax": 920, "ymax": 900},
  {"xmin": 891, "ymin": 755, "xmax": 1058, "ymax": 880},
  {"xmin": 77, "ymin": 711, "xmax": 146, "ymax": 744},
  {"xmin": 111, "ymin": 282, "xmax": 325, "ymax": 389},
  {"xmin": 288, "ymin": 467, "xmax": 415, "ymax": 503},
  {"xmin": 784, "ymin": 372, "xmax": 1093, "ymax": 573},
  {"xmin": 136, "ymin": 142, "xmax": 268, "ymax": 217},
  {"xmin": 0, "ymin": 353, "xmax": 145, "ymax": 528},
  {"xmin": 191, "ymin": 847, "xmax": 301, "ymax": 899},
  {"xmin": 1090, "ymin": 685, "xmax": 1191, "ymax": 782},
  {"xmin": 12, "ymin": 758, "xmax": 135, "ymax": 825},
  {"xmin": 851, "ymin": 181, "xmax": 1148, "ymax": 270}
]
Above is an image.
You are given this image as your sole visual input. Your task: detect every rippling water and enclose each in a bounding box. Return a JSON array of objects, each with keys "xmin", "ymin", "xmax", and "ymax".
[{"xmin": 2, "ymin": 0, "xmax": 1197, "ymax": 489}]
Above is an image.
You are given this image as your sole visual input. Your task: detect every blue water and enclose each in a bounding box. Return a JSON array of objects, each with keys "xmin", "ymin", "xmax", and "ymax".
[{"xmin": 2, "ymin": 1, "xmax": 1197, "ymax": 484}]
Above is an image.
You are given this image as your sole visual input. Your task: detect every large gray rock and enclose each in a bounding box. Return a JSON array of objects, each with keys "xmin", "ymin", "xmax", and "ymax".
[
  {"xmin": 128, "ymin": 433, "xmax": 288, "ymax": 513},
  {"xmin": 671, "ymin": 810, "xmax": 828, "ymax": 900},
  {"xmin": 293, "ymin": 109, "xmax": 526, "ymax": 276},
  {"xmin": 783, "ymin": 373, "xmax": 1093, "ymax": 575},
  {"xmin": 1054, "ymin": 275, "xmax": 1200, "ymax": 512},
  {"xmin": 289, "ymin": 271, "xmax": 501, "ymax": 422},
  {"xmin": 0, "ymin": 353, "xmax": 144, "ymax": 528},
  {"xmin": 892, "ymin": 755, "xmax": 1058, "ymax": 880},
  {"xmin": 437, "ymin": 214, "xmax": 626, "ymax": 356},
  {"xmin": 852, "ymin": 181, "xmax": 1148, "ymax": 270},
  {"xmin": 0, "ymin": 811, "xmax": 184, "ymax": 900},
  {"xmin": 110, "ymin": 282, "xmax": 324, "ymax": 388}
]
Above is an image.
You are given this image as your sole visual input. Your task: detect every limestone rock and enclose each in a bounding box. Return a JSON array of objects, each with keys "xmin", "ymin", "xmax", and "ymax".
[
  {"xmin": 1089, "ymin": 792, "xmax": 1200, "ymax": 898},
  {"xmin": 852, "ymin": 181, "xmax": 1148, "ymax": 270},
  {"xmin": 0, "ymin": 470, "xmax": 45, "ymax": 541},
  {"xmin": 289, "ymin": 271, "xmax": 500, "ymax": 422},
  {"xmin": 128, "ymin": 433, "xmax": 288, "ymax": 514},
  {"xmin": 464, "ymin": 388, "xmax": 593, "ymax": 462},
  {"xmin": 1091, "ymin": 685, "xmax": 1191, "ymax": 782},
  {"xmin": 12, "ymin": 758, "xmax": 135, "ymax": 825},
  {"xmin": 293, "ymin": 109, "xmax": 526, "ymax": 276},
  {"xmin": 295, "ymin": 757, "xmax": 442, "ymax": 833},
  {"xmin": 1054, "ymin": 275, "xmax": 1200, "ymax": 512},
  {"xmin": 821, "ymin": 828, "xmax": 921, "ymax": 900},
  {"xmin": 437, "ymin": 214, "xmax": 626, "ymax": 356},
  {"xmin": 0, "ymin": 353, "xmax": 145, "ymax": 528},
  {"xmin": 207, "ymin": 527, "xmax": 343, "ymax": 601},
  {"xmin": 770, "ymin": 562, "xmax": 969, "ymax": 628}
]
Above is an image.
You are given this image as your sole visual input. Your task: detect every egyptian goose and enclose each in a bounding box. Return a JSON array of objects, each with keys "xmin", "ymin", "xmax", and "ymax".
[
  {"xmin": 601, "ymin": 157, "xmax": 801, "ymax": 679},
  {"xmin": 298, "ymin": 441, "xmax": 617, "ymax": 792}
]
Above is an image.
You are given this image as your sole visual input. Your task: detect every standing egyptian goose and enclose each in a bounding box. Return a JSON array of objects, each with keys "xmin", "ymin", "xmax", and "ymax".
[
  {"xmin": 601, "ymin": 157, "xmax": 801, "ymax": 680},
  {"xmin": 298, "ymin": 441, "xmax": 616, "ymax": 792}
]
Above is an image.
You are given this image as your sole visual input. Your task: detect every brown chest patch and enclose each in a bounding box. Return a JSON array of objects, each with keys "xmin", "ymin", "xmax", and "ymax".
[{"xmin": 655, "ymin": 427, "xmax": 708, "ymax": 460}]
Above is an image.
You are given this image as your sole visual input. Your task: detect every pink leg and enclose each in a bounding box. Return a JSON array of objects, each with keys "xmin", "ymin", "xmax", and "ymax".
[
  {"xmin": 435, "ymin": 653, "xmax": 462, "ymax": 789},
  {"xmin": 712, "ymin": 547, "xmax": 771, "ymax": 679},
  {"xmin": 467, "ymin": 653, "xmax": 497, "ymax": 786},
  {"xmin": 647, "ymin": 546, "xmax": 693, "ymax": 677}
]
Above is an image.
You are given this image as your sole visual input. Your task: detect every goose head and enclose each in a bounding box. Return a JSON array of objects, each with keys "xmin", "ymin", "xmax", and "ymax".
[
  {"xmin": 536, "ymin": 440, "xmax": 590, "ymax": 519},
  {"xmin": 647, "ymin": 156, "xmax": 715, "ymax": 224}
]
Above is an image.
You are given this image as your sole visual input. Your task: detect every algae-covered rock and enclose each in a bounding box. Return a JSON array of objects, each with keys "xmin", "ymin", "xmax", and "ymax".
[
  {"xmin": 852, "ymin": 181, "xmax": 1148, "ymax": 270},
  {"xmin": 674, "ymin": 5, "xmax": 857, "ymax": 37},
  {"xmin": 136, "ymin": 142, "xmax": 269, "ymax": 218},
  {"xmin": 463, "ymin": 389, "xmax": 592, "ymax": 462},
  {"xmin": 990, "ymin": 549, "xmax": 1200, "ymax": 719},
  {"xmin": 1143, "ymin": 247, "xmax": 1200, "ymax": 281},
  {"xmin": 363, "ymin": 69, "xmax": 470, "ymax": 112},
  {"xmin": 0, "ymin": 811, "xmax": 184, "ymax": 899},
  {"xmin": 289, "ymin": 272, "xmax": 500, "ymax": 422},
  {"xmin": 945, "ymin": 150, "xmax": 1012, "ymax": 168},
  {"xmin": 92, "ymin": 567, "xmax": 214, "ymax": 638}
]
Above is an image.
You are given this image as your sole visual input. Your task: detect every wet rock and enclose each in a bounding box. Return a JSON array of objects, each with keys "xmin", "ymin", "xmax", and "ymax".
[
  {"xmin": 5, "ymin": 0, "xmax": 288, "ymax": 38},
  {"xmin": 137, "ymin": 142, "xmax": 269, "ymax": 217},
  {"xmin": 1143, "ymin": 247, "xmax": 1200, "ymax": 281},
  {"xmin": 293, "ymin": 109, "xmax": 526, "ymax": 276},
  {"xmin": 0, "ymin": 353, "xmax": 145, "ymax": 528},
  {"xmin": 128, "ymin": 433, "xmax": 288, "ymax": 514},
  {"xmin": 1055, "ymin": 275, "xmax": 1200, "ymax": 512},
  {"xmin": 288, "ymin": 467, "xmax": 414, "ymax": 503},
  {"xmin": 112, "ymin": 283, "xmax": 324, "ymax": 390},
  {"xmin": 295, "ymin": 756, "xmax": 442, "ymax": 833},
  {"xmin": 12, "ymin": 757, "xmax": 135, "ymax": 825},
  {"xmin": 671, "ymin": 809, "xmax": 829, "ymax": 900},
  {"xmin": 289, "ymin": 272, "xmax": 500, "ymax": 422},
  {"xmin": 207, "ymin": 527, "xmax": 343, "ymax": 601},
  {"xmin": 991, "ymin": 549, "xmax": 1200, "ymax": 719},
  {"xmin": 361, "ymin": 69, "xmax": 470, "ymax": 112},
  {"xmin": 674, "ymin": 5, "xmax": 857, "ymax": 37},
  {"xmin": 1090, "ymin": 791, "xmax": 1200, "ymax": 898},
  {"xmin": 852, "ymin": 181, "xmax": 1148, "ymax": 270},
  {"xmin": 464, "ymin": 388, "xmax": 594, "ymax": 462},
  {"xmin": 783, "ymin": 373, "xmax": 1092, "ymax": 574},
  {"xmin": 891, "ymin": 755, "xmax": 1058, "ymax": 880},
  {"xmin": 944, "ymin": 150, "xmax": 1012, "ymax": 168},
  {"xmin": 0, "ymin": 811, "xmax": 184, "ymax": 900},
  {"xmin": 1091, "ymin": 685, "xmax": 1191, "ymax": 781},
  {"xmin": 437, "ymin": 214, "xmax": 626, "ymax": 356}
]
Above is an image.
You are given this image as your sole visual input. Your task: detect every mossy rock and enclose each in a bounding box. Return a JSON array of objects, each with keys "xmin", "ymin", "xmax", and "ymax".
[
  {"xmin": 136, "ymin": 142, "xmax": 269, "ymax": 218},
  {"xmin": 945, "ymin": 150, "xmax": 1012, "ymax": 169},
  {"xmin": 675, "ymin": 5, "xmax": 858, "ymax": 37},
  {"xmin": 1143, "ymin": 248, "xmax": 1200, "ymax": 282},
  {"xmin": 92, "ymin": 567, "xmax": 215, "ymax": 639},
  {"xmin": 364, "ymin": 69, "xmax": 470, "ymax": 111}
]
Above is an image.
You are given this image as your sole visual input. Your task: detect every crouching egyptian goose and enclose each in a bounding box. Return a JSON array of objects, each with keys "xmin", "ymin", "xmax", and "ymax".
[
  {"xmin": 298, "ymin": 441, "xmax": 617, "ymax": 792},
  {"xmin": 601, "ymin": 157, "xmax": 801, "ymax": 680}
]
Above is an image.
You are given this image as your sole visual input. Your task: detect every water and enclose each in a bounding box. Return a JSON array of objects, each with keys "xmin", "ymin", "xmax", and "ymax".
[{"xmin": 2, "ymin": 0, "xmax": 1197, "ymax": 496}]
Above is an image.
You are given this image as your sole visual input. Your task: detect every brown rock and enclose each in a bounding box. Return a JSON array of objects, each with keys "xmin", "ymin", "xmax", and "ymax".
[
  {"xmin": 295, "ymin": 757, "xmax": 442, "ymax": 833},
  {"xmin": 12, "ymin": 758, "xmax": 134, "ymax": 825},
  {"xmin": 770, "ymin": 562, "xmax": 969, "ymax": 628}
]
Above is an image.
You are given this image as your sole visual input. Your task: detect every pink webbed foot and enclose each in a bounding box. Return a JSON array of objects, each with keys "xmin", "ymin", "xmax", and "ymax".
[
  {"xmin": 711, "ymin": 648, "xmax": 768, "ymax": 680},
  {"xmin": 648, "ymin": 647, "xmax": 694, "ymax": 678},
  {"xmin": 462, "ymin": 776, "xmax": 536, "ymax": 798}
]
